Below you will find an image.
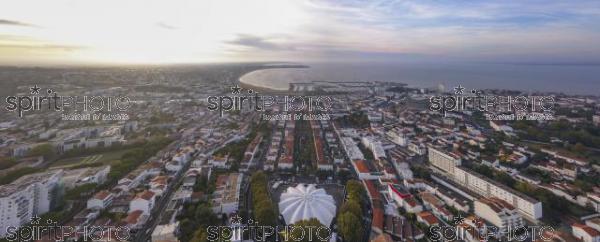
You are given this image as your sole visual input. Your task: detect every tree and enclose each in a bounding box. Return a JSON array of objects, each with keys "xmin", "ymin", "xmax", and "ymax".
[
  {"xmin": 0, "ymin": 167, "xmax": 41, "ymax": 185},
  {"xmin": 64, "ymin": 183, "xmax": 97, "ymax": 200},
  {"xmin": 190, "ymin": 227, "xmax": 209, "ymax": 242},
  {"xmin": 28, "ymin": 143, "xmax": 56, "ymax": 159},
  {"xmin": 194, "ymin": 176, "xmax": 208, "ymax": 192},
  {"xmin": 0, "ymin": 157, "xmax": 17, "ymax": 170},
  {"xmin": 283, "ymin": 218, "xmax": 330, "ymax": 242},
  {"xmin": 345, "ymin": 180, "xmax": 365, "ymax": 205},
  {"xmin": 337, "ymin": 212, "xmax": 363, "ymax": 242},
  {"xmin": 339, "ymin": 199, "xmax": 362, "ymax": 218},
  {"xmin": 573, "ymin": 142, "xmax": 586, "ymax": 154},
  {"xmin": 250, "ymin": 171, "xmax": 277, "ymax": 226},
  {"xmin": 254, "ymin": 204, "xmax": 277, "ymax": 226},
  {"xmin": 195, "ymin": 203, "xmax": 218, "ymax": 225},
  {"xmin": 179, "ymin": 219, "xmax": 196, "ymax": 242}
]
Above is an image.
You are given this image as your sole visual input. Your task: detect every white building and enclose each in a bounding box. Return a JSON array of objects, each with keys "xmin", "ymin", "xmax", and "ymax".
[
  {"xmin": 278, "ymin": 158, "xmax": 294, "ymax": 170},
  {"xmin": 388, "ymin": 184, "xmax": 423, "ymax": 214},
  {"xmin": 209, "ymin": 155, "xmax": 230, "ymax": 169},
  {"xmin": 428, "ymin": 146, "xmax": 461, "ymax": 174},
  {"xmin": 428, "ymin": 146, "xmax": 542, "ymax": 221},
  {"xmin": 361, "ymin": 136, "xmax": 386, "ymax": 159},
  {"xmin": 386, "ymin": 129, "xmax": 409, "ymax": 147},
  {"xmin": 172, "ymin": 151, "xmax": 191, "ymax": 165},
  {"xmin": 453, "ymin": 167, "xmax": 542, "ymax": 221},
  {"xmin": 278, "ymin": 184, "xmax": 336, "ymax": 226},
  {"xmin": 0, "ymin": 170, "xmax": 63, "ymax": 238},
  {"xmin": 118, "ymin": 167, "xmax": 151, "ymax": 190},
  {"xmin": 211, "ymin": 173, "xmax": 243, "ymax": 215},
  {"xmin": 587, "ymin": 193, "xmax": 600, "ymax": 212},
  {"xmin": 395, "ymin": 162, "xmax": 414, "ymax": 180},
  {"xmin": 340, "ymin": 137, "xmax": 364, "ymax": 160},
  {"xmin": 87, "ymin": 190, "xmax": 114, "ymax": 210},
  {"xmin": 151, "ymin": 222, "xmax": 179, "ymax": 242},
  {"xmin": 165, "ymin": 160, "xmax": 183, "ymax": 173},
  {"xmin": 474, "ymin": 197, "xmax": 523, "ymax": 234},
  {"xmin": 63, "ymin": 166, "xmax": 111, "ymax": 189},
  {"xmin": 408, "ymin": 142, "xmax": 426, "ymax": 156},
  {"xmin": 129, "ymin": 190, "xmax": 156, "ymax": 215},
  {"xmin": 593, "ymin": 115, "xmax": 600, "ymax": 126},
  {"xmin": 572, "ymin": 223, "xmax": 600, "ymax": 242}
]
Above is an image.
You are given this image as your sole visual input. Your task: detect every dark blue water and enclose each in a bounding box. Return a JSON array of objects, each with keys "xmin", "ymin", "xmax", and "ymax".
[{"xmin": 240, "ymin": 62, "xmax": 600, "ymax": 95}]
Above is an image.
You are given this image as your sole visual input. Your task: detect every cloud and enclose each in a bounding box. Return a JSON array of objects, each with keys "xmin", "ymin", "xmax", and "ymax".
[
  {"xmin": 0, "ymin": 34, "xmax": 86, "ymax": 52},
  {"xmin": 227, "ymin": 34, "xmax": 295, "ymax": 51},
  {"xmin": 156, "ymin": 22, "xmax": 177, "ymax": 30},
  {"xmin": 0, "ymin": 19, "xmax": 37, "ymax": 27},
  {"xmin": 0, "ymin": 43, "xmax": 85, "ymax": 52},
  {"xmin": 293, "ymin": 0, "xmax": 600, "ymax": 62},
  {"xmin": 1, "ymin": 0, "xmax": 600, "ymax": 64}
]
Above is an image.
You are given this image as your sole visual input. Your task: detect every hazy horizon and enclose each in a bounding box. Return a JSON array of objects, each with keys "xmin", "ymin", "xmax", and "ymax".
[
  {"xmin": 2, "ymin": 0, "xmax": 600, "ymax": 65},
  {"xmin": 240, "ymin": 62, "xmax": 600, "ymax": 95}
]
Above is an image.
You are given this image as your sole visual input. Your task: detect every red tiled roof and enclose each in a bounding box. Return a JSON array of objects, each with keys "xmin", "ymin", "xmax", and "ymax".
[
  {"xmin": 372, "ymin": 200, "xmax": 385, "ymax": 230},
  {"xmin": 151, "ymin": 176, "xmax": 168, "ymax": 185},
  {"xmin": 478, "ymin": 197, "xmax": 516, "ymax": 212},
  {"xmin": 389, "ymin": 184, "xmax": 412, "ymax": 199},
  {"xmin": 216, "ymin": 175, "xmax": 229, "ymax": 186},
  {"xmin": 573, "ymin": 223, "xmax": 600, "ymax": 237},
  {"xmin": 124, "ymin": 210, "xmax": 143, "ymax": 224},
  {"xmin": 192, "ymin": 191, "xmax": 204, "ymax": 199},
  {"xmin": 148, "ymin": 161, "xmax": 162, "ymax": 168},
  {"xmin": 417, "ymin": 211, "xmax": 439, "ymax": 225},
  {"xmin": 353, "ymin": 159, "xmax": 370, "ymax": 173},
  {"xmin": 135, "ymin": 190, "xmax": 155, "ymax": 200},
  {"xmin": 93, "ymin": 190, "xmax": 112, "ymax": 200},
  {"xmin": 370, "ymin": 234, "xmax": 393, "ymax": 242},
  {"xmin": 363, "ymin": 180, "xmax": 381, "ymax": 200},
  {"xmin": 405, "ymin": 197, "xmax": 419, "ymax": 207}
]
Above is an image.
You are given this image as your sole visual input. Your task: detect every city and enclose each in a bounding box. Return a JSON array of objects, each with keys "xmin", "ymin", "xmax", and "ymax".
[
  {"xmin": 0, "ymin": 64, "xmax": 600, "ymax": 241},
  {"xmin": 2, "ymin": 0, "xmax": 600, "ymax": 241}
]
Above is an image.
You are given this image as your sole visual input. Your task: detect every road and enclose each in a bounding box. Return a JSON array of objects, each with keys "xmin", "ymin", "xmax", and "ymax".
[
  {"xmin": 133, "ymin": 132, "xmax": 248, "ymax": 242},
  {"xmin": 132, "ymin": 145, "xmax": 193, "ymax": 242}
]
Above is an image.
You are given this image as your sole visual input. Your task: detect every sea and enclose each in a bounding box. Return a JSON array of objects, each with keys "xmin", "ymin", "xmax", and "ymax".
[{"xmin": 239, "ymin": 62, "xmax": 600, "ymax": 96}]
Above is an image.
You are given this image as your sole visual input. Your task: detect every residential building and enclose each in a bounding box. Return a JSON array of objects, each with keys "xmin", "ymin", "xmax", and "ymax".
[
  {"xmin": 428, "ymin": 146, "xmax": 461, "ymax": 175},
  {"xmin": 428, "ymin": 146, "xmax": 542, "ymax": 221},
  {"xmin": 474, "ymin": 197, "xmax": 524, "ymax": 233},
  {"xmin": 123, "ymin": 210, "xmax": 147, "ymax": 231},
  {"xmin": 416, "ymin": 211, "xmax": 439, "ymax": 227},
  {"xmin": 572, "ymin": 223, "xmax": 600, "ymax": 242},
  {"xmin": 130, "ymin": 190, "xmax": 156, "ymax": 215},
  {"xmin": 0, "ymin": 170, "xmax": 63, "ymax": 238},
  {"xmin": 453, "ymin": 167, "xmax": 542, "ymax": 221},
  {"xmin": 388, "ymin": 184, "xmax": 423, "ymax": 213},
  {"xmin": 209, "ymin": 155, "xmax": 230, "ymax": 169},
  {"xmin": 211, "ymin": 173, "xmax": 243, "ymax": 214},
  {"xmin": 62, "ymin": 166, "xmax": 110, "ymax": 189},
  {"xmin": 87, "ymin": 190, "xmax": 114, "ymax": 210},
  {"xmin": 362, "ymin": 136, "xmax": 386, "ymax": 159},
  {"xmin": 151, "ymin": 222, "xmax": 179, "ymax": 242}
]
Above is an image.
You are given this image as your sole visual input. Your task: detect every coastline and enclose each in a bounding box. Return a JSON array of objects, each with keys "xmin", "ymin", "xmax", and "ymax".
[
  {"xmin": 238, "ymin": 65, "xmax": 309, "ymax": 93},
  {"xmin": 239, "ymin": 79, "xmax": 290, "ymax": 94}
]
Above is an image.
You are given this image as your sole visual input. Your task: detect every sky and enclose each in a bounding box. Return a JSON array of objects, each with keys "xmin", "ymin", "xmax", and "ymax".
[{"xmin": 1, "ymin": 0, "xmax": 600, "ymax": 66}]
